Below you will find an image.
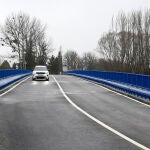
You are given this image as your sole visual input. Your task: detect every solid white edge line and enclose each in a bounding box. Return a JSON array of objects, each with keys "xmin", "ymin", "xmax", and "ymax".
[
  {"xmin": 52, "ymin": 75, "xmax": 150, "ymax": 150},
  {"xmin": 0, "ymin": 76, "xmax": 31, "ymax": 97}
]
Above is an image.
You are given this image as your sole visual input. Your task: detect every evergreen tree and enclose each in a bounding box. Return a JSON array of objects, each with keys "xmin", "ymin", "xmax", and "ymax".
[
  {"xmin": 12, "ymin": 62, "xmax": 17, "ymax": 69},
  {"xmin": 0, "ymin": 60, "xmax": 11, "ymax": 69},
  {"xmin": 47, "ymin": 55, "xmax": 59, "ymax": 74},
  {"xmin": 58, "ymin": 50, "xmax": 63, "ymax": 74},
  {"xmin": 25, "ymin": 50, "xmax": 36, "ymax": 70}
]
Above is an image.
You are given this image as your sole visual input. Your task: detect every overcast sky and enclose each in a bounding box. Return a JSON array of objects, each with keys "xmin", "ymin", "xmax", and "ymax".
[{"xmin": 0, "ymin": 0, "xmax": 150, "ymax": 56}]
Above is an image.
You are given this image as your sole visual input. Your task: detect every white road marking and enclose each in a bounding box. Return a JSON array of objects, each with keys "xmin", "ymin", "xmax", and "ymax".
[
  {"xmin": 64, "ymin": 91, "xmax": 96, "ymax": 95},
  {"xmin": 52, "ymin": 75, "xmax": 150, "ymax": 150},
  {"xmin": 0, "ymin": 76, "xmax": 31, "ymax": 97}
]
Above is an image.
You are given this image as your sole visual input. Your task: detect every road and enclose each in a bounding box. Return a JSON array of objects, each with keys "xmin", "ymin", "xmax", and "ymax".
[{"xmin": 0, "ymin": 75, "xmax": 150, "ymax": 150}]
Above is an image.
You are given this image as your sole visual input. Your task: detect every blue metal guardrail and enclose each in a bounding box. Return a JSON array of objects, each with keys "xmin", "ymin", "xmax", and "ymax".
[
  {"xmin": 66, "ymin": 70, "xmax": 150, "ymax": 90},
  {"xmin": 65, "ymin": 70, "xmax": 150, "ymax": 100},
  {"xmin": 0, "ymin": 73, "xmax": 31, "ymax": 91},
  {"xmin": 0, "ymin": 69, "xmax": 31, "ymax": 79},
  {"xmin": 0, "ymin": 69, "xmax": 32, "ymax": 91}
]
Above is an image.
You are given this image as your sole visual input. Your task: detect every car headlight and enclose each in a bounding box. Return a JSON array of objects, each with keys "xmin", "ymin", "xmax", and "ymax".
[
  {"xmin": 46, "ymin": 71, "xmax": 49, "ymax": 75},
  {"xmin": 32, "ymin": 71, "xmax": 36, "ymax": 75}
]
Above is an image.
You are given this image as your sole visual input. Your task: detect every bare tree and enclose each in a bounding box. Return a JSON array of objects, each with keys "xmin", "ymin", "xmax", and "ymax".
[
  {"xmin": 97, "ymin": 32, "xmax": 121, "ymax": 71},
  {"xmin": 97, "ymin": 9, "xmax": 150, "ymax": 74},
  {"xmin": 1, "ymin": 12, "xmax": 51, "ymax": 69},
  {"xmin": 64, "ymin": 50, "xmax": 79, "ymax": 70},
  {"xmin": 143, "ymin": 10, "xmax": 150, "ymax": 74},
  {"xmin": 82, "ymin": 52, "xmax": 97, "ymax": 70}
]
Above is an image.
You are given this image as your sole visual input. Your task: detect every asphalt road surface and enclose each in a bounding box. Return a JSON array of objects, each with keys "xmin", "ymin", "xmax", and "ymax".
[{"xmin": 0, "ymin": 75, "xmax": 150, "ymax": 150}]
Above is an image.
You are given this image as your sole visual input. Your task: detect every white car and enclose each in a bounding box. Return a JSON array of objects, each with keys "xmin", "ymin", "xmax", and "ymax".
[{"xmin": 32, "ymin": 65, "xmax": 49, "ymax": 81}]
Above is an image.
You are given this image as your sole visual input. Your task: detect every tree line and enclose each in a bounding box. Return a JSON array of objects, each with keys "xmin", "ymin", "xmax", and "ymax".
[
  {"xmin": 0, "ymin": 12, "xmax": 63, "ymax": 74},
  {"xmin": 62, "ymin": 10, "xmax": 150, "ymax": 74},
  {"xmin": 63, "ymin": 50, "xmax": 99, "ymax": 70},
  {"xmin": 0, "ymin": 51, "xmax": 63, "ymax": 75},
  {"xmin": 1, "ymin": 10, "xmax": 150, "ymax": 75},
  {"xmin": 97, "ymin": 10, "xmax": 150, "ymax": 74}
]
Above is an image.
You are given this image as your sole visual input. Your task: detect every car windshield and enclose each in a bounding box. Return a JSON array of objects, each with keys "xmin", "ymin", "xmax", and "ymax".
[{"xmin": 34, "ymin": 66, "xmax": 47, "ymax": 71}]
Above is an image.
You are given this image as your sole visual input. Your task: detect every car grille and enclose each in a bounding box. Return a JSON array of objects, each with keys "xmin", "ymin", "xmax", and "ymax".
[
  {"xmin": 36, "ymin": 72, "xmax": 45, "ymax": 74},
  {"xmin": 37, "ymin": 76, "xmax": 45, "ymax": 79}
]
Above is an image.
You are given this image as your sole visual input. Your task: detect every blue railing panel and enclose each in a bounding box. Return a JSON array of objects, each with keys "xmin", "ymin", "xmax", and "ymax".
[
  {"xmin": 64, "ymin": 70, "xmax": 150, "ymax": 100},
  {"xmin": 0, "ymin": 69, "xmax": 32, "ymax": 79},
  {"xmin": 65, "ymin": 70, "xmax": 150, "ymax": 91}
]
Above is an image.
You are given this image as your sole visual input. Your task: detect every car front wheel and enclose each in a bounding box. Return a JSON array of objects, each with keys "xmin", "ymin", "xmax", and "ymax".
[{"xmin": 32, "ymin": 78, "xmax": 35, "ymax": 81}]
